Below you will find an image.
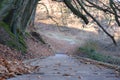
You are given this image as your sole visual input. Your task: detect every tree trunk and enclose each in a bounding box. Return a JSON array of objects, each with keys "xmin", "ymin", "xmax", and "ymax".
[
  {"xmin": 0, "ymin": 0, "xmax": 39, "ymax": 53},
  {"xmin": 0, "ymin": 0, "xmax": 39, "ymax": 33}
]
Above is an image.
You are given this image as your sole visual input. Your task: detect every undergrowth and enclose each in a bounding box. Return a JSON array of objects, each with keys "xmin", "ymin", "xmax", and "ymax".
[
  {"xmin": 79, "ymin": 41, "xmax": 120, "ymax": 65},
  {"xmin": 0, "ymin": 21, "xmax": 27, "ymax": 54}
]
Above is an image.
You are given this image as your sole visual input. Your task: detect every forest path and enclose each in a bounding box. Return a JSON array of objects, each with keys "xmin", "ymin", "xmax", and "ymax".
[
  {"xmin": 37, "ymin": 30, "xmax": 85, "ymax": 54},
  {"xmin": 8, "ymin": 54, "xmax": 120, "ymax": 80}
]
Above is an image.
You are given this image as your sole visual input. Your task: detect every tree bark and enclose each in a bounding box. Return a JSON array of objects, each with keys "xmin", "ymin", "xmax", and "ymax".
[
  {"xmin": 0, "ymin": 0, "xmax": 39, "ymax": 53},
  {"xmin": 0, "ymin": 0, "xmax": 39, "ymax": 34}
]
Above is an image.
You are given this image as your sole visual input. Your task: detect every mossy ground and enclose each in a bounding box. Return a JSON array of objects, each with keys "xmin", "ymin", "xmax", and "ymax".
[{"xmin": 0, "ymin": 21, "xmax": 27, "ymax": 54}]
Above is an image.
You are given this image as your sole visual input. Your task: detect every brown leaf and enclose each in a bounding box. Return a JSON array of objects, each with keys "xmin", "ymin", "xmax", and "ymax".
[
  {"xmin": 62, "ymin": 73, "xmax": 71, "ymax": 76},
  {"xmin": 0, "ymin": 77, "xmax": 6, "ymax": 80},
  {"xmin": 0, "ymin": 65, "xmax": 8, "ymax": 73}
]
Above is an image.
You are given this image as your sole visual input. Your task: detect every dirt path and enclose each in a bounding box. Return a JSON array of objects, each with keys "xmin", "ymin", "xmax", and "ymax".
[
  {"xmin": 8, "ymin": 54, "xmax": 120, "ymax": 80},
  {"xmin": 37, "ymin": 30, "xmax": 84, "ymax": 54}
]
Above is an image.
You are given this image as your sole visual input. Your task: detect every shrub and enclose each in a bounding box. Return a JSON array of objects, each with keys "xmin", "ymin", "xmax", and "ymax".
[{"xmin": 79, "ymin": 41, "xmax": 120, "ymax": 65}]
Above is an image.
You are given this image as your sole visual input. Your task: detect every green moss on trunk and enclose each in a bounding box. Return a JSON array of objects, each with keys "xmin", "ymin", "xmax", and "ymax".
[{"xmin": 0, "ymin": 21, "xmax": 27, "ymax": 53}]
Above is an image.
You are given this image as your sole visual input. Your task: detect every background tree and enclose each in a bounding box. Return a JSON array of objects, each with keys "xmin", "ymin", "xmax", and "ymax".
[
  {"xmin": 63, "ymin": 0, "xmax": 120, "ymax": 45},
  {"xmin": 52, "ymin": 0, "xmax": 119, "ymax": 45}
]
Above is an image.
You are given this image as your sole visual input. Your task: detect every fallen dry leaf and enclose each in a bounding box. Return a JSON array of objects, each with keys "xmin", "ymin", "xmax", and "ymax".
[
  {"xmin": 62, "ymin": 73, "xmax": 71, "ymax": 76},
  {"xmin": 0, "ymin": 77, "xmax": 6, "ymax": 80},
  {"xmin": 0, "ymin": 58, "xmax": 37, "ymax": 79},
  {"xmin": 78, "ymin": 76, "xmax": 81, "ymax": 79}
]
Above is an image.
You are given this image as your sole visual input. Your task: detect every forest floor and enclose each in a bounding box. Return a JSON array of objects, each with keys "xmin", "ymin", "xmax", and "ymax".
[
  {"xmin": 35, "ymin": 0, "xmax": 120, "ymax": 58},
  {"xmin": 34, "ymin": 20, "xmax": 120, "ymax": 57},
  {"xmin": 0, "ymin": 31, "xmax": 54, "ymax": 80},
  {"xmin": 0, "ymin": 37, "xmax": 54, "ymax": 80},
  {"xmin": 1, "ymin": 1, "xmax": 120, "ymax": 80},
  {"xmin": 8, "ymin": 54, "xmax": 120, "ymax": 80},
  {"xmin": 1, "ymin": 21, "xmax": 120, "ymax": 80}
]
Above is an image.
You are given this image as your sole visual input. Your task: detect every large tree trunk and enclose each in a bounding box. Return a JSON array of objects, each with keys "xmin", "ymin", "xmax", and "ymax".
[
  {"xmin": 0, "ymin": 0, "xmax": 39, "ymax": 53},
  {"xmin": 0, "ymin": 0, "xmax": 39, "ymax": 33}
]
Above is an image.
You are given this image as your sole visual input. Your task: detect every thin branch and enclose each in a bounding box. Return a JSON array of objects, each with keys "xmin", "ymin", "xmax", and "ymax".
[
  {"xmin": 63, "ymin": 0, "xmax": 89, "ymax": 24},
  {"xmin": 109, "ymin": 0, "xmax": 120, "ymax": 26},
  {"xmin": 85, "ymin": 0, "xmax": 120, "ymax": 18},
  {"xmin": 77, "ymin": 0, "xmax": 117, "ymax": 46}
]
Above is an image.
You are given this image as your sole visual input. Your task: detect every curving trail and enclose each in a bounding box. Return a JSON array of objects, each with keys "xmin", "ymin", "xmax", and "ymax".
[{"xmin": 8, "ymin": 54, "xmax": 120, "ymax": 80}]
